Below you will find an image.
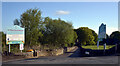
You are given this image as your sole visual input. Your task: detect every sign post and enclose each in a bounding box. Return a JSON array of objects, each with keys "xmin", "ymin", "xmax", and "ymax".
[
  {"xmin": 6, "ymin": 25, "xmax": 25, "ymax": 53},
  {"xmin": 20, "ymin": 44, "xmax": 24, "ymax": 52},
  {"xmin": 9, "ymin": 44, "xmax": 10, "ymax": 52}
]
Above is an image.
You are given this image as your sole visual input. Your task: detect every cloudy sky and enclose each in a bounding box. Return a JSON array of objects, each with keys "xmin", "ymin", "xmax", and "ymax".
[{"xmin": 2, "ymin": 2, "xmax": 118, "ymax": 35}]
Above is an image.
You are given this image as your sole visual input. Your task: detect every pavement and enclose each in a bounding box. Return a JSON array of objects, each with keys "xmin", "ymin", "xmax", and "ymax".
[
  {"xmin": 2, "ymin": 55, "xmax": 27, "ymax": 63},
  {"xmin": 2, "ymin": 47, "xmax": 119, "ymax": 64}
]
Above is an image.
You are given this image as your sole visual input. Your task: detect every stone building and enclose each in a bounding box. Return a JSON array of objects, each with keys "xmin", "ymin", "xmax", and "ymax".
[{"xmin": 97, "ymin": 23, "xmax": 106, "ymax": 48}]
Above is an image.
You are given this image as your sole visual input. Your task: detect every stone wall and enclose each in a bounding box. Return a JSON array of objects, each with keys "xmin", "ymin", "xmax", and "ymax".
[
  {"xmin": 52, "ymin": 48, "xmax": 64, "ymax": 56},
  {"xmin": 25, "ymin": 52, "xmax": 33, "ymax": 58},
  {"xmin": 15, "ymin": 52, "xmax": 34, "ymax": 58},
  {"xmin": 15, "ymin": 46, "xmax": 77, "ymax": 58},
  {"xmin": 67, "ymin": 46, "xmax": 76, "ymax": 52},
  {"xmin": 37, "ymin": 50, "xmax": 48, "ymax": 57}
]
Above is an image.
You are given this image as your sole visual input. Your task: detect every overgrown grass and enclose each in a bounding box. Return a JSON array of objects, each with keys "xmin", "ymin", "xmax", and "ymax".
[{"xmin": 81, "ymin": 45, "xmax": 115, "ymax": 50}]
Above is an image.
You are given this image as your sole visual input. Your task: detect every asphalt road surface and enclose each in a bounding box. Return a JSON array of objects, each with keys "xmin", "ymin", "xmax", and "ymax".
[{"xmin": 3, "ymin": 47, "xmax": 118, "ymax": 64}]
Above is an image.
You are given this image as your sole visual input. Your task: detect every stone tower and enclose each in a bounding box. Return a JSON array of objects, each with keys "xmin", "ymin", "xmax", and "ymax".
[{"xmin": 97, "ymin": 23, "xmax": 106, "ymax": 48}]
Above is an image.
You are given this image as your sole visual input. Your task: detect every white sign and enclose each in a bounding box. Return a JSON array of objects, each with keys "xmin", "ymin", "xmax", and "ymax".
[
  {"xmin": 7, "ymin": 34, "xmax": 24, "ymax": 41},
  {"xmin": 20, "ymin": 44, "xmax": 24, "ymax": 50},
  {"xmin": 6, "ymin": 25, "xmax": 25, "ymax": 44}
]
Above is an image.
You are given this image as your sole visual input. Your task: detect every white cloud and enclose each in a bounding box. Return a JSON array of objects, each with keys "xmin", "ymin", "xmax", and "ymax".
[{"xmin": 55, "ymin": 10, "xmax": 70, "ymax": 15}]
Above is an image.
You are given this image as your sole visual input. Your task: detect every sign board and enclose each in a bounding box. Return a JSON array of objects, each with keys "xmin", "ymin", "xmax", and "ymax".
[
  {"xmin": 20, "ymin": 44, "xmax": 24, "ymax": 50},
  {"xmin": 6, "ymin": 25, "xmax": 25, "ymax": 44}
]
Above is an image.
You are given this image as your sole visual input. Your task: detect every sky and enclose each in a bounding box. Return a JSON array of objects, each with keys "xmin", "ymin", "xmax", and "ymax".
[{"xmin": 2, "ymin": 2, "xmax": 118, "ymax": 35}]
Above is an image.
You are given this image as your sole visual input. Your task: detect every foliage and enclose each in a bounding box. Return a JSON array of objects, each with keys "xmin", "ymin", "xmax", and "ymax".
[
  {"xmin": 110, "ymin": 31, "xmax": 120, "ymax": 44},
  {"xmin": 91, "ymin": 29, "xmax": 98, "ymax": 44},
  {"xmin": 106, "ymin": 34, "xmax": 109, "ymax": 39},
  {"xmin": 42, "ymin": 17, "xmax": 77, "ymax": 48},
  {"xmin": 20, "ymin": 8, "xmax": 43, "ymax": 47},
  {"xmin": 75, "ymin": 27, "xmax": 97, "ymax": 45},
  {"xmin": 14, "ymin": 8, "xmax": 77, "ymax": 50},
  {"xmin": 1, "ymin": 32, "xmax": 5, "ymax": 49},
  {"xmin": 0, "ymin": 32, "xmax": 8, "ymax": 52},
  {"xmin": 14, "ymin": 19, "xmax": 20, "ymax": 26},
  {"xmin": 1, "ymin": 32, "xmax": 6, "ymax": 46}
]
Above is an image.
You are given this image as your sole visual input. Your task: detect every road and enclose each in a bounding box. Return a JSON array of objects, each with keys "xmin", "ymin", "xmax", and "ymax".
[{"xmin": 3, "ymin": 47, "xmax": 118, "ymax": 64}]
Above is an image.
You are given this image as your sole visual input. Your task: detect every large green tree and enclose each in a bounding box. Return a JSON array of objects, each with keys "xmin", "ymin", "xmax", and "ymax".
[
  {"xmin": 20, "ymin": 8, "xmax": 43, "ymax": 47},
  {"xmin": 0, "ymin": 32, "xmax": 7, "ymax": 52},
  {"xmin": 14, "ymin": 19, "xmax": 20, "ymax": 26},
  {"xmin": 110, "ymin": 31, "xmax": 120, "ymax": 44},
  {"xmin": 42, "ymin": 17, "xmax": 77, "ymax": 48},
  {"xmin": 91, "ymin": 29, "xmax": 98, "ymax": 44},
  {"xmin": 75, "ymin": 27, "xmax": 97, "ymax": 45}
]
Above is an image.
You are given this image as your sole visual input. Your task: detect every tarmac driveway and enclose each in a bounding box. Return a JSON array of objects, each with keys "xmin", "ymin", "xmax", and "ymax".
[{"xmin": 2, "ymin": 47, "xmax": 118, "ymax": 64}]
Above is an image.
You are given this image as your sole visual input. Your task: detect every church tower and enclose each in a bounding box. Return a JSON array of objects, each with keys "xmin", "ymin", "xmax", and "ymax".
[{"xmin": 97, "ymin": 23, "xmax": 106, "ymax": 48}]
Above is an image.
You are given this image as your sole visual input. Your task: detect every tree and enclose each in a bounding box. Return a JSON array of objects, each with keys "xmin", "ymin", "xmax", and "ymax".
[
  {"xmin": 42, "ymin": 18, "xmax": 77, "ymax": 48},
  {"xmin": 75, "ymin": 27, "xmax": 97, "ymax": 45},
  {"xmin": 106, "ymin": 34, "xmax": 109, "ymax": 39},
  {"xmin": 0, "ymin": 32, "xmax": 7, "ymax": 51},
  {"xmin": 14, "ymin": 19, "xmax": 20, "ymax": 26},
  {"xmin": 20, "ymin": 8, "xmax": 43, "ymax": 47},
  {"xmin": 91, "ymin": 30, "xmax": 98, "ymax": 44},
  {"xmin": 110, "ymin": 31, "xmax": 120, "ymax": 44},
  {"xmin": 71, "ymin": 31, "xmax": 78, "ymax": 46},
  {"xmin": 101, "ymin": 34, "xmax": 109, "ymax": 45}
]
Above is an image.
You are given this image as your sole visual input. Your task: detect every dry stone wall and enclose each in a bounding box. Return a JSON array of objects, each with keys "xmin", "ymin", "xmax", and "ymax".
[{"xmin": 15, "ymin": 46, "xmax": 76, "ymax": 58}]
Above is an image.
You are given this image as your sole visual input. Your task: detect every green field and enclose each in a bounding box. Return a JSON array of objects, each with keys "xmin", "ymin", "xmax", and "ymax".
[{"xmin": 81, "ymin": 45, "xmax": 115, "ymax": 50}]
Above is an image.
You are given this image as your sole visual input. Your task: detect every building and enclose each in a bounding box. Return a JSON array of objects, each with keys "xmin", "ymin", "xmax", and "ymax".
[{"xmin": 97, "ymin": 23, "xmax": 106, "ymax": 48}]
